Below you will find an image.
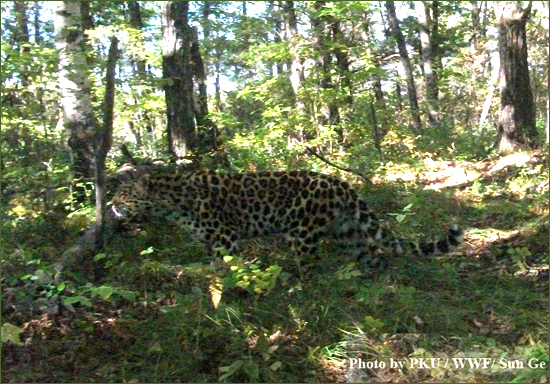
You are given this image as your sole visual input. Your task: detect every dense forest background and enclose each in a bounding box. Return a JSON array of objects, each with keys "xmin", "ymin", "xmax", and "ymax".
[{"xmin": 1, "ymin": 1, "xmax": 549, "ymax": 383}]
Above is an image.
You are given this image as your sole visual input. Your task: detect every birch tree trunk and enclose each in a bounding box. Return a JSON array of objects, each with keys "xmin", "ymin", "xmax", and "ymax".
[
  {"xmin": 54, "ymin": 1, "xmax": 99, "ymax": 180},
  {"xmin": 282, "ymin": 0, "xmax": 306, "ymax": 141},
  {"xmin": 415, "ymin": 1, "xmax": 439, "ymax": 126},
  {"xmin": 385, "ymin": 1, "xmax": 423, "ymax": 135}
]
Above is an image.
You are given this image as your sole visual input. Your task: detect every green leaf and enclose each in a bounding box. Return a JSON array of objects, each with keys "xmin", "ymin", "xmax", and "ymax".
[
  {"xmin": 219, "ymin": 360, "xmax": 243, "ymax": 381},
  {"xmin": 140, "ymin": 247, "xmax": 155, "ymax": 255},
  {"xmin": 94, "ymin": 286, "xmax": 114, "ymax": 300},
  {"xmin": 63, "ymin": 295, "xmax": 92, "ymax": 307},
  {"xmin": 1, "ymin": 323, "xmax": 24, "ymax": 345},
  {"xmin": 118, "ymin": 289, "xmax": 137, "ymax": 301},
  {"xmin": 148, "ymin": 341, "xmax": 162, "ymax": 353},
  {"xmin": 242, "ymin": 360, "xmax": 259, "ymax": 379},
  {"xmin": 94, "ymin": 253, "xmax": 107, "ymax": 261}
]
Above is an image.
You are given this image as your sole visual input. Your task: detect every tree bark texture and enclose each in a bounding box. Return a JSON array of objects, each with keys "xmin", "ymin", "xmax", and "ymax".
[
  {"xmin": 33, "ymin": 1, "xmax": 42, "ymax": 44},
  {"xmin": 431, "ymin": 1, "xmax": 442, "ymax": 82},
  {"xmin": 333, "ymin": 19, "xmax": 353, "ymax": 109},
  {"xmin": 311, "ymin": 2, "xmax": 337, "ymax": 130},
  {"xmin": 282, "ymin": 1, "xmax": 306, "ymax": 121},
  {"xmin": 271, "ymin": 1, "xmax": 284, "ymax": 76},
  {"xmin": 479, "ymin": 55, "xmax": 500, "ymax": 127},
  {"xmin": 95, "ymin": 36, "xmax": 118, "ymax": 252},
  {"xmin": 415, "ymin": 1, "xmax": 439, "ymax": 125},
  {"xmin": 161, "ymin": 1, "xmax": 196, "ymax": 158},
  {"xmin": 495, "ymin": 1, "xmax": 537, "ymax": 152},
  {"xmin": 79, "ymin": 1, "xmax": 95, "ymax": 68},
  {"xmin": 14, "ymin": 1, "xmax": 30, "ymax": 87},
  {"xmin": 362, "ymin": 21, "xmax": 390, "ymax": 138},
  {"xmin": 190, "ymin": 26, "xmax": 218, "ymax": 152},
  {"xmin": 54, "ymin": 1, "xmax": 99, "ymax": 179},
  {"xmin": 127, "ymin": 1, "xmax": 147, "ymax": 74},
  {"xmin": 190, "ymin": 26, "xmax": 209, "ymax": 128},
  {"xmin": 543, "ymin": 1, "xmax": 549, "ymax": 142},
  {"xmin": 385, "ymin": 1, "xmax": 423, "ymax": 134},
  {"xmin": 127, "ymin": 0, "xmax": 153, "ymax": 136}
]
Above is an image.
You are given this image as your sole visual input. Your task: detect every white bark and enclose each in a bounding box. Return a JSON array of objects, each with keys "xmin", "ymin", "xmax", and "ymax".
[
  {"xmin": 479, "ymin": 54, "xmax": 500, "ymax": 127},
  {"xmin": 54, "ymin": 2, "xmax": 96, "ymax": 135}
]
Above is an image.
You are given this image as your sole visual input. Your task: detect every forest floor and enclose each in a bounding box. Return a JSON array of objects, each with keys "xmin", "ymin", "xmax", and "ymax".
[{"xmin": 1, "ymin": 152, "xmax": 548, "ymax": 383}]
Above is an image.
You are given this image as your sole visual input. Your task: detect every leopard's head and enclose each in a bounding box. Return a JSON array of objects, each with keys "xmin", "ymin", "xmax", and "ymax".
[{"xmin": 109, "ymin": 175, "xmax": 155, "ymax": 222}]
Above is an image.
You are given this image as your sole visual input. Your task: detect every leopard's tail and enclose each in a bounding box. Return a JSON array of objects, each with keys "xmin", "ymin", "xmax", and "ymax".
[
  {"xmin": 386, "ymin": 224, "xmax": 464, "ymax": 257},
  {"xmin": 357, "ymin": 224, "xmax": 464, "ymax": 269}
]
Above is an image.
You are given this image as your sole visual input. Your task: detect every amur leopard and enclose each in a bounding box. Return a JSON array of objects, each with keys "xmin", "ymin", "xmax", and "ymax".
[{"xmin": 109, "ymin": 170, "xmax": 463, "ymax": 265}]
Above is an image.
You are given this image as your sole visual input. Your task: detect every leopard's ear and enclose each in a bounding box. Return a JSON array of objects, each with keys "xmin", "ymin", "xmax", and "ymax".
[{"xmin": 135, "ymin": 173, "xmax": 154, "ymax": 192}]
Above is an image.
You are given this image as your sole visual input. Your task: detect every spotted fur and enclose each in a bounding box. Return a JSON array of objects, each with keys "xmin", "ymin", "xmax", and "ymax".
[{"xmin": 110, "ymin": 170, "xmax": 463, "ymax": 263}]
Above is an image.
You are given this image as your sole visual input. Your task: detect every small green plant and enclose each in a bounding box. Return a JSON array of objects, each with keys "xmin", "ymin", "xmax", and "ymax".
[
  {"xmin": 362, "ymin": 315, "xmax": 386, "ymax": 333},
  {"xmin": 336, "ymin": 262, "xmax": 362, "ymax": 280},
  {"xmin": 388, "ymin": 203, "xmax": 414, "ymax": 223},
  {"xmin": 507, "ymin": 247, "xmax": 531, "ymax": 274},
  {"xmin": 355, "ymin": 284, "xmax": 386, "ymax": 306},
  {"xmin": 219, "ymin": 358, "xmax": 260, "ymax": 382},
  {"xmin": 62, "ymin": 283, "xmax": 137, "ymax": 309},
  {"xmin": 222, "ymin": 255, "xmax": 282, "ymax": 295},
  {"xmin": 1, "ymin": 323, "xmax": 24, "ymax": 345},
  {"xmin": 512, "ymin": 343, "xmax": 550, "ymax": 383},
  {"xmin": 218, "ymin": 331, "xmax": 284, "ymax": 382}
]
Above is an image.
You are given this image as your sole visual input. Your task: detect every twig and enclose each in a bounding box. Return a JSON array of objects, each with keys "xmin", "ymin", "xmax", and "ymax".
[{"xmin": 306, "ymin": 147, "xmax": 373, "ymax": 185}]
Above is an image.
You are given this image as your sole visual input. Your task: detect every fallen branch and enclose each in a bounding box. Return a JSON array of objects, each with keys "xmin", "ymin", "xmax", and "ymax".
[
  {"xmin": 51, "ymin": 224, "xmax": 100, "ymax": 280},
  {"xmin": 51, "ymin": 220, "xmax": 117, "ymax": 282}
]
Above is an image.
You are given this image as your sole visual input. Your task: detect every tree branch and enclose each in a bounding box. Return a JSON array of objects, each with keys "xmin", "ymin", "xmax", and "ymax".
[{"xmin": 306, "ymin": 147, "xmax": 373, "ymax": 185}]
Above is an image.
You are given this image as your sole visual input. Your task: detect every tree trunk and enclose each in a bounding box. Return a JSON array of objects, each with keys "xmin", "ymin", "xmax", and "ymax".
[
  {"xmin": 362, "ymin": 22, "xmax": 390, "ymax": 138},
  {"xmin": 311, "ymin": 2, "xmax": 337, "ymax": 130},
  {"xmin": 161, "ymin": 1, "xmax": 196, "ymax": 158},
  {"xmin": 14, "ymin": 1, "xmax": 30, "ymax": 87},
  {"xmin": 214, "ymin": 33, "xmax": 223, "ymax": 112},
  {"xmin": 190, "ymin": 26, "xmax": 208, "ymax": 127},
  {"xmin": 13, "ymin": 1, "xmax": 33, "ymax": 166},
  {"xmin": 79, "ymin": 1, "xmax": 95, "ymax": 69},
  {"xmin": 415, "ymin": 1, "xmax": 439, "ymax": 125},
  {"xmin": 127, "ymin": 1, "xmax": 146, "ymax": 74},
  {"xmin": 480, "ymin": 55, "xmax": 500, "ymax": 127},
  {"xmin": 282, "ymin": 1, "xmax": 306, "ymax": 125},
  {"xmin": 541, "ymin": 1, "xmax": 549, "ymax": 143},
  {"xmin": 494, "ymin": 1, "xmax": 537, "ymax": 153},
  {"xmin": 127, "ymin": 0, "xmax": 154, "ymax": 136},
  {"xmin": 54, "ymin": 1, "xmax": 99, "ymax": 180},
  {"xmin": 385, "ymin": 1, "xmax": 423, "ymax": 135},
  {"xmin": 200, "ymin": 2, "xmax": 223, "ymax": 112},
  {"xmin": 190, "ymin": 26, "xmax": 218, "ymax": 152},
  {"xmin": 470, "ymin": 1, "xmax": 481, "ymax": 46},
  {"xmin": 271, "ymin": 1, "xmax": 284, "ymax": 76},
  {"xmin": 94, "ymin": 36, "xmax": 118, "ymax": 254},
  {"xmin": 431, "ymin": 1, "xmax": 442, "ymax": 86},
  {"xmin": 333, "ymin": 22, "xmax": 352, "ymax": 106},
  {"xmin": 280, "ymin": 1, "xmax": 307, "ymax": 144},
  {"xmin": 33, "ymin": 1, "xmax": 42, "ymax": 44},
  {"xmin": 369, "ymin": 102, "xmax": 385, "ymax": 163},
  {"xmin": 395, "ymin": 76, "xmax": 403, "ymax": 112}
]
